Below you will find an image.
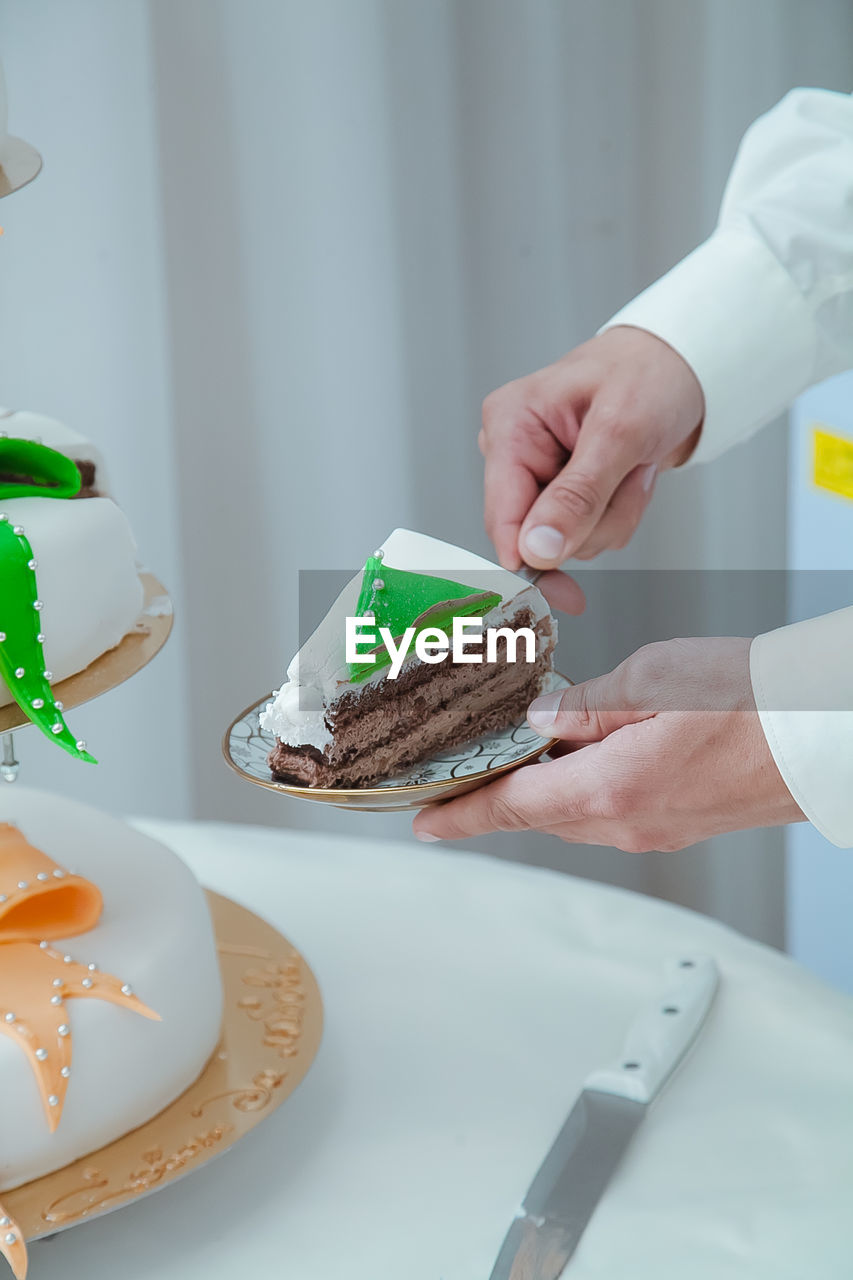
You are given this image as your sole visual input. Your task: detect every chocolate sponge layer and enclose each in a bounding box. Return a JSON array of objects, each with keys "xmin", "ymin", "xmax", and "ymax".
[{"xmin": 268, "ymin": 609, "xmax": 554, "ymax": 788}]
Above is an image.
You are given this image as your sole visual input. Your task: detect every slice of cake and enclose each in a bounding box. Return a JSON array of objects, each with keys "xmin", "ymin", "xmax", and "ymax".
[
  {"xmin": 0, "ymin": 788, "xmax": 223, "ymax": 1279},
  {"xmin": 0, "ymin": 410, "xmax": 144, "ymax": 761},
  {"xmin": 261, "ymin": 529, "xmax": 556, "ymax": 787}
]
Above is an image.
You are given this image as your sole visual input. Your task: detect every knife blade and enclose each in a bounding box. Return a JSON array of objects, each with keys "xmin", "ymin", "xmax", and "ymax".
[{"xmin": 488, "ymin": 954, "xmax": 719, "ymax": 1280}]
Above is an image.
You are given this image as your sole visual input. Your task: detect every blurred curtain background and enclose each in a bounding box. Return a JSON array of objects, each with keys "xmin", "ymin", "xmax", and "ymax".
[{"xmin": 0, "ymin": 0, "xmax": 851, "ymax": 948}]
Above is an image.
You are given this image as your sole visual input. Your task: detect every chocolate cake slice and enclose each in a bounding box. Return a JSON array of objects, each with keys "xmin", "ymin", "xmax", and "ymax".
[{"xmin": 261, "ymin": 529, "xmax": 556, "ymax": 787}]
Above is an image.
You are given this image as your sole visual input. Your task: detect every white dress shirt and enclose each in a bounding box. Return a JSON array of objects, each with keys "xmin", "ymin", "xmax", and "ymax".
[{"xmin": 602, "ymin": 88, "xmax": 853, "ymax": 846}]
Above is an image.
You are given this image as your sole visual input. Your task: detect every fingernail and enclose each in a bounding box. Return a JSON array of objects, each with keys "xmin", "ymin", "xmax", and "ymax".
[
  {"xmin": 415, "ymin": 831, "xmax": 441, "ymax": 843},
  {"xmin": 642, "ymin": 463, "xmax": 657, "ymax": 492},
  {"xmin": 527, "ymin": 689, "xmax": 564, "ymax": 730},
  {"xmin": 524, "ymin": 526, "xmax": 565, "ymax": 563}
]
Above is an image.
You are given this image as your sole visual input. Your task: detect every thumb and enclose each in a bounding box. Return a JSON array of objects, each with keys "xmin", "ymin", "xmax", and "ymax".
[
  {"xmin": 527, "ymin": 669, "xmax": 643, "ymax": 742},
  {"xmin": 519, "ymin": 402, "xmax": 643, "ymax": 567}
]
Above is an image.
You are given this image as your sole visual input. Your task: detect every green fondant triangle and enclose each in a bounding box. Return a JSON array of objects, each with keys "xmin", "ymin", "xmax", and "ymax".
[{"xmin": 348, "ymin": 557, "xmax": 501, "ymax": 682}]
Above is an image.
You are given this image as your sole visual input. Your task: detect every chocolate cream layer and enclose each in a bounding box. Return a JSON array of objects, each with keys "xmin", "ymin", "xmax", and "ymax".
[{"xmin": 268, "ymin": 610, "xmax": 554, "ymax": 787}]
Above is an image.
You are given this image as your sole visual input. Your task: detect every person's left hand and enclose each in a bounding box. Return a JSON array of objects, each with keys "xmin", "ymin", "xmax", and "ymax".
[{"xmin": 412, "ymin": 637, "xmax": 806, "ymax": 851}]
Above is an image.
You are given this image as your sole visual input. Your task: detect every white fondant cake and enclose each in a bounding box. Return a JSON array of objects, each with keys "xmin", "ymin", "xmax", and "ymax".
[
  {"xmin": 0, "ymin": 409, "xmax": 143, "ymax": 710},
  {"xmin": 0, "ymin": 787, "xmax": 224, "ymax": 1191}
]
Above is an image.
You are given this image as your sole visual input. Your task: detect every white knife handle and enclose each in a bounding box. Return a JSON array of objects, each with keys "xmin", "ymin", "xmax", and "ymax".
[{"xmin": 584, "ymin": 955, "xmax": 718, "ymax": 1105}]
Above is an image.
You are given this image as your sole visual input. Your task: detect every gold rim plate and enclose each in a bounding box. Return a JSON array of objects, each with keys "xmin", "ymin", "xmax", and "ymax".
[
  {"xmin": 0, "ymin": 573, "xmax": 173, "ymax": 735},
  {"xmin": 4, "ymin": 890, "xmax": 323, "ymax": 1242},
  {"xmin": 222, "ymin": 672, "xmax": 570, "ymax": 812}
]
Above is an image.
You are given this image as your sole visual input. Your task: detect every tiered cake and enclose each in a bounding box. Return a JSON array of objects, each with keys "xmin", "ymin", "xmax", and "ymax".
[
  {"xmin": 0, "ymin": 418, "xmax": 224, "ymax": 1280},
  {"xmin": 0, "ymin": 88, "xmax": 227, "ymax": 1280}
]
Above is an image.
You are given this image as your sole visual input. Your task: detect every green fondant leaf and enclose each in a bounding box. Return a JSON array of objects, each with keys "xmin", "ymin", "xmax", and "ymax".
[
  {"xmin": 0, "ymin": 439, "xmax": 81, "ymax": 501},
  {"xmin": 0, "ymin": 440, "xmax": 96, "ymax": 763},
  {"xmin": 348, "ymin": 559, "xmax": 501, "ymax": 683}
]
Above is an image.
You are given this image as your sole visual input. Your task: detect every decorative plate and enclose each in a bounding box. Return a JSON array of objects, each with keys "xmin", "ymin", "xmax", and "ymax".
[
  {"xmin": 0, "ymin": 573, "xmax": 173, "ymax": 737},
  {"xmin": 3, "ymin": 890, "xmax": 323, "ymax": 1246},
  {"xmin": 222, "ymin": 671, "xmax": 570, "ymax": 813}
]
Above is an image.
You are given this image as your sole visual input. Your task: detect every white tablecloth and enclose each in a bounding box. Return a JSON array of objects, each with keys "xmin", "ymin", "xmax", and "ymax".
[{"xmin": 28, "ymin": 820, "xmax": 853, "ymax": 1279}]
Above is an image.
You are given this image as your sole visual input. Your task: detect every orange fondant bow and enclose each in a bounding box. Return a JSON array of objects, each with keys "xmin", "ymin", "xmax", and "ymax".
[{"xmin": 0, "ymin": 823, "xmax": 159, "ymax": 1280}]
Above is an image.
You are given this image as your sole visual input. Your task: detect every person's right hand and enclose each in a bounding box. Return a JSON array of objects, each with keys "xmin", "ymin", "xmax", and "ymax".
[{"xmin": 480, "ymin": 326, "xmax": 705, "ymax": 570}]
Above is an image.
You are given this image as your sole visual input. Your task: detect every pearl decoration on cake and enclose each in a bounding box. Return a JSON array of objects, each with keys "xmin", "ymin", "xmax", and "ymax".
[
  {"xmin": 49, "ymin": 995, "xmax": 61, "ymax": 1006},
  {"xmin": 121, "ymin": 983, "xmax": 132, "ymax": 996},
  {"xmin": 16, "ymin": 882, "xmax": 28, "ymax": 891},
  {"xmin": 13, "ymin": 668, "xmax": 24, "ymax": 679},
  {"xmin": 57, "ymin": 1024, "xmax": 69, "ymax": 1037},
  {"xmin": 47, "ymin": 1095, "xmax": 58, "ymax": 1107},
  {"xmin": 4, "ymin": 1012, "xmax": 15, "ymax": 1023},
  {"xmin": 81, "ymin": 977, "xmax": 93, "ymax": 989},
  {"xmin": 31, "ymin": 697, "xmax": 43, "ymax": 709},
  {"xmin": 52, "ymin": 869, "xmax": 64, "ymax": 878},
  {"xmin": 51, "ymin": 978, "xmax": 62, "ymax": 988},
  {"xmin": 4, "ymin": 1233, "xmax": 15, "ymax": 1246},
  {"xmin": 60, "ymin": 1065, "xmax": 70, "ymax": 1078},
  {"xmin": 34, "ymin": 1048, "xmax": 47, "ymax": 1061},
  {"xmin": 43, "ymin": 670, "xmax": 52, "ymax": 680},
  {"xmin": 32, "ymin": 600, "xmax": 43, "ymax": 611},
  {"xmin": 36, "ymin": 872, "xmax": 49, "ymax": 882}
]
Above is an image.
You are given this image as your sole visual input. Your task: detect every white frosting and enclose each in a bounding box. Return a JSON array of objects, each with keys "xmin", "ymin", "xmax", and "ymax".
[
  {"xmin": 0, "ymin": 787, "xmax": 224, "ymax": 1191},
  {"xmin": 261, "ymin": 529, "xmax": 553, "ymax": 750},
  {"xmin": 0, "ymin": 411, "xmax": 142, "ymax": 709}
]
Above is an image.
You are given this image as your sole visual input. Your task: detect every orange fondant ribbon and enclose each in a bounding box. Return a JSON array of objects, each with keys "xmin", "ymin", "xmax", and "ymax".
[{"xmin": 0, "ymin": 823, "xmax": 160, "ymax": 1280}]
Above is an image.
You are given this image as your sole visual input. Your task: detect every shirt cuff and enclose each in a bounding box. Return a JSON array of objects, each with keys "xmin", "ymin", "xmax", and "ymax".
[
  {"xmin": 750, "ymin": 609, "xmax": 853, "ymax": 848},
  {"xmin": 599, "ymin": 223, "xmax": 817, "ymax": 464}
]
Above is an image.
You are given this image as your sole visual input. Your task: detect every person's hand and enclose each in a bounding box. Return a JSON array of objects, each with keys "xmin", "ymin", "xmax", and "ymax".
[
  {"xmin": 480, "ymin": 326, "xmax": 705, "ymax": 570},
  {"xmin": 412, "ymin": 638, "xmax": 805, "ymax": 851}
]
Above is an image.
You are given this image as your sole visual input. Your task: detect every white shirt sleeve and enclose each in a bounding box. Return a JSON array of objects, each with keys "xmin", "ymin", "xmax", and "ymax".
[
  {"xmin": 600, "ymin": 88, "xmax": 853, "ymax": 846},
  {"xmin": 751, "ymin": 612, "xmax": 853, "ymax": 847},
  {"xmin": 600, "ymin": 87, "xmax": 853, "ymax": 464}
]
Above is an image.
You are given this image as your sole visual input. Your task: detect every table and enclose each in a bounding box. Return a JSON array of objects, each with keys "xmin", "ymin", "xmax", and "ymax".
[{"xmin": 29, "ymin": 820, "xmax": 853, "ymax": 1279}]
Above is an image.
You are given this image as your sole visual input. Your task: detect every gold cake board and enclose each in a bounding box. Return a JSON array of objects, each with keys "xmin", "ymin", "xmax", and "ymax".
[{"xmin": 3, "ymin": 891, "xmax": 324, "ymax": 1243}]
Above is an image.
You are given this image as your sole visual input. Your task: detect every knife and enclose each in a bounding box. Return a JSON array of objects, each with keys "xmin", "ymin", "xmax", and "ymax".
[{"xmin": 488, "ymin": 954, "xmax": 719, "ymax": 1280}]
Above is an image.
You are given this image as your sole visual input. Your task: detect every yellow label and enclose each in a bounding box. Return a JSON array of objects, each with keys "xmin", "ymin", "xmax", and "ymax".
[{"xmin": 813, "ymin": 425, "xmax": 853, "ymax": 501}]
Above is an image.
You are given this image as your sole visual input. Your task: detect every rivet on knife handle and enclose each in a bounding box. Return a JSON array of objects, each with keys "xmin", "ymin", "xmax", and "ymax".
[{"xmin": 583, "ymin": 955, "xmax": 719, "ymax": 1106}]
